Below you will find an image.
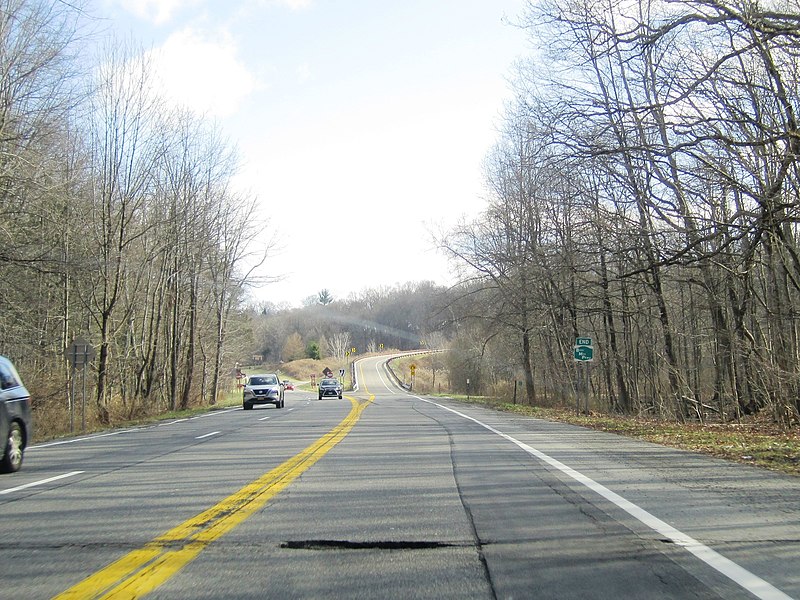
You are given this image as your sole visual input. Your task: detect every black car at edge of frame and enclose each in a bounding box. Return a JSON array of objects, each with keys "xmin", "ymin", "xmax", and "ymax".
[{"xmin": 0, "ymin": 356, "xmax": 32, "ymax": 473}]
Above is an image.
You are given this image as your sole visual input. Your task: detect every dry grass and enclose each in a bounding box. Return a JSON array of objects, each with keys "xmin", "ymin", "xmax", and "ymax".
[
  {"xmin": 272, "ymin": 358, "xmax": 348, "ymax": 383},
  {"xmin": 389, "ymin": 353, "xmax": 448, "ymax": 394}
]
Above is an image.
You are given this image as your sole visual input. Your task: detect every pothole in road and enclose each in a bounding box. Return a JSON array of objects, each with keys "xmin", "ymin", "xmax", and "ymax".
[{"xmin": 281, "ymin": 540, "xmax": 465, "ymax": 551}]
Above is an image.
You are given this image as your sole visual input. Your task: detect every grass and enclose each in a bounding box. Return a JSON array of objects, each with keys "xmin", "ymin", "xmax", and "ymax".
[{"xmin": 443, "ymin": 395, "xmax": 800, "ymax": 477}]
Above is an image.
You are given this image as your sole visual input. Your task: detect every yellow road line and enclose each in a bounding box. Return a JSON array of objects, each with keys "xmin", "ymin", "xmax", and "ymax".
[
  {"xmin": 356, "ymin": 358, "xmax": 372, "ymax": 396},
  {"xmin": 54, "ymin": 396, "xmax": 372, "ymax": 600}
]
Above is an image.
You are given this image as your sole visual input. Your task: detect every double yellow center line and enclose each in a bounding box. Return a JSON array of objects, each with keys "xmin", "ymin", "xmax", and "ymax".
[{"xmin": 55, "ymin": 395, "xmax": 371, "ymax": 599}]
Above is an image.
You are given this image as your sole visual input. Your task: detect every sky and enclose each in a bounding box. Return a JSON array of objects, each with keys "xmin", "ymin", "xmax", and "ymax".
[{"xmin": 92, "ymin": 0, "xmax": 530, "ymax": 306}]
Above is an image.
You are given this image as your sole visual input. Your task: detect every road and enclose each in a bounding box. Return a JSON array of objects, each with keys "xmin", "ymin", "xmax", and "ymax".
[{"xmin": 1, "ymin": 353, "xmax": 798, "ymax": 599}]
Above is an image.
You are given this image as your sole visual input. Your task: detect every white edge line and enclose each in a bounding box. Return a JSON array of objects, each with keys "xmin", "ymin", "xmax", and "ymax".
[
  {"xmin": 195, "ymin": 431, "xmax": 220, "ymax": 440},
  {"xmin": 419, "ymin": 397, "xmax": 793, "ymax": 600},
  {"xmin": 0, "ymin": 471, "xmax": 84, "ymax": 496}
]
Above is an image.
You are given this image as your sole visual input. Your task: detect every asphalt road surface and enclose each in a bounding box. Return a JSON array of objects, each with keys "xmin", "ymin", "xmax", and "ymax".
[{"xmin": 1, "ymin": 354, "xmax": 798, "ymax": 599}]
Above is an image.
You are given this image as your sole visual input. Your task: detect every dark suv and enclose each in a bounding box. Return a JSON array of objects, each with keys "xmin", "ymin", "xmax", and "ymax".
[
  {"xmin": 0, "ymin": 356, "xmax": 31, "ymax": 473},
  {"xmin": 318, "ymin": 378, "xmax": 343, "ymax": 400}
]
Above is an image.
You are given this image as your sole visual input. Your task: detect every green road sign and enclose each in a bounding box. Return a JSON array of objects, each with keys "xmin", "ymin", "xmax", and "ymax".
[{"xmin": 574, "ymin": 345, "xmax": 594, "ymax": 362}]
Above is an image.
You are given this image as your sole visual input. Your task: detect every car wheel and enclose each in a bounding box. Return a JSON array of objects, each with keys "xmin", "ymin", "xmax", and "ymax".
[
  {"xmin": 0, "ymin": 421, "xmax": 24, "ymax": 473},
  {"xmin": 243, "ymin": 402, "xmax": 252, "ymax": 410},
  {"xmin": 318, "ymin": 394, "xmax": 322, "ymax": 400},
  {"xmin": 338, "ymin": 394, "xmax": 342, "ymax": 399}
]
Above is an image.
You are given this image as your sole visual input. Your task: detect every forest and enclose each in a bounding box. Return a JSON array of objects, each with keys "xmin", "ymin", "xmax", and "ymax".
[
  {"xmin": 438, "ymin": 0, "xmax": 800, "ymax": 427},
  {"xmin": 0, "ymin": 0, "xmax": 265, "ymax": 432}
]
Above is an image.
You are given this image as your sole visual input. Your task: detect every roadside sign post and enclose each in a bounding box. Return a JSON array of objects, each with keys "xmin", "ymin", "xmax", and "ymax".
[
  {"xmin": 410, "ymin": 364, "xmax": 416, "ymax": 390},
  {"xmin": 67, "ymin": 338, "xmax": 95, "ymax": 433},
  {"xmin": 573, "ymin": 337, "xmax": 594, "ymax": 416}
]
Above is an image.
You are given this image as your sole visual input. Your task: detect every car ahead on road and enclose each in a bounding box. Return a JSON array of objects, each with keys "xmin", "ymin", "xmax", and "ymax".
[
  {"xmin": 242, "ymin": 374, "xmax": 285, "ymax": 410},
  {"xmin": 283, "ymin": 381, "xmax": 294, "ymax": 391},
  {"xmin": 318, "ymin": 378, "xmax": 343, "ymax": 400},
  {"xmin": 0, "ymin": 356, "xmax": 32, "ymax": 473}
]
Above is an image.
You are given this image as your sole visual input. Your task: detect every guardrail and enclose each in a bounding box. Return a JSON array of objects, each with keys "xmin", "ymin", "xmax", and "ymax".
[{"xmin": 385, "ymin": 349, "xmax": 445, "ymax": 391}]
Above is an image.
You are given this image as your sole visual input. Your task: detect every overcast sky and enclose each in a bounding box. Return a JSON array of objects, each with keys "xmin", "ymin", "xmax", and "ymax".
[{"xmin": 93, "ymin": 0, "xmax": 530, "ymax": 306}]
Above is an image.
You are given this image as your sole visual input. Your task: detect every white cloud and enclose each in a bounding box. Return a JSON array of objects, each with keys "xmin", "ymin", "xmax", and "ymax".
[
  {"xmin": 118, "ymin": 0, "xmax": 199, "ymax": 25},
  {"xmin": 295, "ymin": 62, "xmax": 311, "ymax": 84},
  {"xmin": 149, "ymin": 27, "xmax": 257, "ymax": 117},
  {"xmin": 270, "ymin": 0, "xmax": 312, "ymax": 10}
]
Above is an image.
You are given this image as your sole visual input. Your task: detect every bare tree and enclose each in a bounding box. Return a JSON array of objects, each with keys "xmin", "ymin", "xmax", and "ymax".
[
  {"xmin": 326, "ymin": 331, "xmax": 352, "ymax": 359},
  {"xmin": 0, "ymin": 0, "xmax": 87, "ymax": 360},
  {"xmin": 84, "ymin": 40, "xmax": 164, "ymax": 422}
]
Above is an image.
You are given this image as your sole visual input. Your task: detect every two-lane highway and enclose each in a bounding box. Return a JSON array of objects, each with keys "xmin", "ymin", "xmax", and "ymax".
[{"xmin": 1, "ymin": 354, "xmax": 798, "ymax": 599}]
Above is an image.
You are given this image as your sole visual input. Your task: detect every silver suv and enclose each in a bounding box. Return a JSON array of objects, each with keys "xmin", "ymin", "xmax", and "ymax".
[
  {"xmin": 242, "ymin": 374, "xmax": 285, "ymax": 410},
  {"xmin": 0, "ymin": 356, "xmax": 32, "ymax": 473}
]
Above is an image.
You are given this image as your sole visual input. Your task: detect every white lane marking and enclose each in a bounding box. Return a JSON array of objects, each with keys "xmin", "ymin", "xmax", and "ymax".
[
  {"xmin": 372, "ymin": 358, "xmax": 393, "ymax": 392},
  {"xmin": 195, "ymin": 431, "xmax": 220, "ymax": 440},
  {"xmin": 161, "ymin": 409, "xmax": 238, "ymax": 425},
  {"xmin": 33, "ymin": 408, "xmax": 242, "ymax": 450},
  {"xmin": 34, "ymin": 430, "xmax": 131, "ymax": 448},
  {"xmin": 375, "ymin": 361, "xmax": 390, "ymax": 390},
  {"xmin": 0, "ymin": 471, "xmax": 84, "ymax": 496},
  {"xmin": 354, "ymin": 354, "xmax": 416, "ymax": 395},
  {"xmin": 191, "ymin": 408, "xmax": 239, "ymax": 419},
  {"xmin": 259, "ymin": 416, "xmax": 271, "ymax": 422},
  {"xmin": 419, "ymin": 397, "xmax": 792, "ymax": 600}
]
